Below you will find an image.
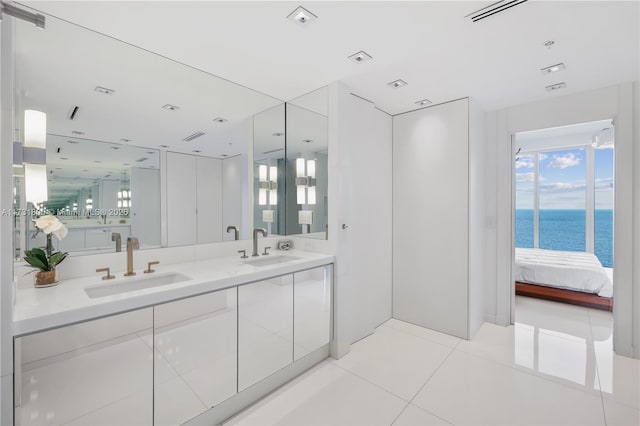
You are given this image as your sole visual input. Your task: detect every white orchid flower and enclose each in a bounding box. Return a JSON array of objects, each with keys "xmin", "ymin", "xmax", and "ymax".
[{"xmin": 33, "ymin": 215, "xmax": 68, "ymax": 240}]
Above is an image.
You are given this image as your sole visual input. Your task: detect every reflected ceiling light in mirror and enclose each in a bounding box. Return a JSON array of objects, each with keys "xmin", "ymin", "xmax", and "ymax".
[
  {"xmin": 71, "ymin": 130, "xmax": 84, "ymax": 135},
  {"xmin": 541, "ymin": 63, "xmax": 565, "ymax": 74},
  {"xmin": 67, "ymin": 140, "xmax": 79, "ymax": 144},
  {"xmin": 24, "ymin": 164, "xmax": 47, "ymax": 204},
  {"xmin": 287, "ymin": 6, "xmax": 317, "ymax": 27},
  {"xmin": 415, "ymin": 98, "xmax": 432, "ymax": 106},
  {"xmin": 546, "ymin": 82, "xmax": 566, "ymax": 91},
  {"xmin": 192, "ymin": 149, "xmax": 201, "ymax": 153},
  {"xmin": 94, "ymin": 86, "xmax": 115, "ymax": 95},
  {"xmin": 348, "ymin": 51, "xmax": 373, "ymax": 63},
  {"xmin": 24, "ymin": 110, "xmax": 46, "ymax": 149},
  {"xmin": 258, "ymin": 164, "xmax": 278, "ymax": 206},
  {"xmin": 159, "ymin": 145, "xmax": 170, "ymax": 148},
  {"xmin": 213, "ymin": 117, "xmax": 228, "ymax": 123},
  {"xmin": 110, "ymin": 146, "xmax": 120, "ymax": 150},
  {"xmin": 273, "ymin": 132, "xmax": 284, "ymax": 137},
  {"xmin": 120, "ymin": 138, "xmax": 131, "ymax": 143},
  {"xmin": 161, "ymin": 103, "xmax": 180, "ymax": 111}
]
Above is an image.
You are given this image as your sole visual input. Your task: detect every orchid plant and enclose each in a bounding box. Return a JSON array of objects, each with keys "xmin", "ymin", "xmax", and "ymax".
[{"xmin": 24, "ymin": 215, "xmax": 69, "ymax": 272}]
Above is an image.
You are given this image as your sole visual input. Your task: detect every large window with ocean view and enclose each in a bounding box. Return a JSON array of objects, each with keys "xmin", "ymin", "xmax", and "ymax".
[{"xmin": 514, "ymin": 123, "xmax": 614, "ymax": 268}]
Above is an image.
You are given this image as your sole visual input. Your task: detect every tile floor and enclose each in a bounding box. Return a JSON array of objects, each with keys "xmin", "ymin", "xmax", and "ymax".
[{"xmin": 226, "ymin": 296, "xmax": 640, "ymax": 426}]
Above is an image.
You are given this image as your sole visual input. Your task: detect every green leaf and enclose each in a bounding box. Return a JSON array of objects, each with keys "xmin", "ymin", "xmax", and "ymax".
[
  {"xmin": 26, "ymin": 248, "xmax": 48, "ymax": 264},
  {"xmin": 49, "ymin": 251, "xmax": 68, "ymax": 268},
  {"xmin": 23, "ymin": 256, "xmax": 48, "ymax": 271}
]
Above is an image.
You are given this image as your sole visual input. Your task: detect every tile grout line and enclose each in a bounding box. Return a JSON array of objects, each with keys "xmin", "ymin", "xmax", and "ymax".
[
  {"xmin": 587, "ymin": 309, "xmax": 609, "ymax": 425},
  {"xmin": 379, "ymin": 321, "xmax": 461, "ymax": 350}
]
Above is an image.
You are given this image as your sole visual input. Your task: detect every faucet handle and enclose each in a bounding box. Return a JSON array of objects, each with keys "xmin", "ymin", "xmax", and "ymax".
[
  {"xmin": 144, "ymin": 261, "xmax": 159, "ymax": 274},
  {"xmin": 263, "ymin": 246, "xmax": 271, "ymax": 256},
  {"xmin": 238, "ymin": 249, "xmax": 248, "ymax": 259},
  {"xmin": 96, "ymin": 267, "xmax": 115, "ymax": 280}
]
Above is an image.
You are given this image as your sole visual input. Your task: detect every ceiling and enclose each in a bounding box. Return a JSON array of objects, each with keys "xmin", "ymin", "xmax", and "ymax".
[
  {"xmin": 20, "ymin": 1, "xmax": 640, "ymax": 115},
  {"xmin": 516, "ymin": 119, "xmax": 614, "ymax": 153}
]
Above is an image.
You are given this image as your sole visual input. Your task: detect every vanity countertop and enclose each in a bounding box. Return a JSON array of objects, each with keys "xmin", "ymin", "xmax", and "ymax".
[
  {"xmin": 62, "ymin": 222, "xmax": 131, "ymax": 229},
  {"xmin": 13, "ymin": 250, "xmax": 333, "ymax": 336}
]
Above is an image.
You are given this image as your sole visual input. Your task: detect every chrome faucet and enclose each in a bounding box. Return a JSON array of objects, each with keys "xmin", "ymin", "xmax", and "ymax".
[
  {"xmin": 111, "ymin": 232, "xmax": 122, "ymax": 252},
  {"xmin": 124, "ymin": 237, "xmax": 139, "ymax": 276},
  {"xmin": 252, "ymin": 228, "xmax": 267, "ymax": 257},
  {"xmin": 226, "ymin": 225, "xmax": 240, "ymax": 241}
]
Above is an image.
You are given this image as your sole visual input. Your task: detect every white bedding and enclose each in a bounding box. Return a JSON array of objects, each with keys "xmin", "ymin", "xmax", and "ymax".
[{"xmin": 515, "ymin": 248, "xmax": 612, "ymax": 297}]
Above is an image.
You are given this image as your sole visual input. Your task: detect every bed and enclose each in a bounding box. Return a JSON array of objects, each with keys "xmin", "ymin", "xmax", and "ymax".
[{"xmin": 515, "ymin": 248, "xmax": 613, "ymax": 311}]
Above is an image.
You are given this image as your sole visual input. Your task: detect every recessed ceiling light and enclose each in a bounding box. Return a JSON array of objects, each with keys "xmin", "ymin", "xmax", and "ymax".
[
  {"xmin": 213, "ymin": 117, "xmax": 228, "ymax": 123},
  {"xmin": 95, "ymin": 86, "xmax": 115, "ymax": 95},
  {"xmin": 541, "ymin": 63, "xmax": 565, "ymax": 74},
  {"xmin": 67, "ymin": 140, "xmax": 79, "ymax": 144},
  {"xmin": 123, "ymin": 163, "xmax": 130, "ymax": 166},
  {"xmin": 415, "ymin": 98, "xmax": 432, "ymax": 106},
  {"xmin": 387, "ymin": 79, "xmax": 408, "ymax": 89},
  {"xmin": 273, "ymin": 132, "xmax": 284, "ymax": 137},
  {"xmin": 55, "ymin": 167, "xmax": 62, "ymax": 170},
  {"xmin": 110, "ymin": 146, "xmax": 120, "ymax": 150},
  {"xmin": 287, "ymin": 6, "xmax": 317, "ymax": 27},
  {"xmin": 348, "ymin": 51, "xmax": 373, "ymax": 63},
  {"xmin": 192, "ymin": 150, "xmax": 202, "ymax": 153},
  {"xmin": 302, "ymin": 139, "xmax": 313, "ymax": 144},
  {"xmin": 544, "ymin": 40, "xmax": 555, "ymax": 48},
  {"xmin": 94, "ymin": 160, "xmax": 102, "ymax": 163},
  {"xmin": 221, "ymin": 154, "xmax": 228, "ymax": 157},
  {"xmin": 159, "ymin": 145, "xmax": 170, "ymax": 148},
  {"xmin": 147, "ymin": 151, "xmax": 155, "ymax": 154},
  {"xmin": 71, "ymin": 130, "xmax": 84, "ymax": 135},
  {"xmin": 82, "ymin": 169, "xmax": 89, "ymax": 172},
  {"xmin": 120, "ymin": 138, "xmax": 131, "ymax": 143},
  {"xmin": 59, "ymin": 157, "xmax": 68, "ymax": 160},
  {"xmin": 546, "ymin": 82, "xmax": 567, "ymax": 91},
  {"xmin": 162, "ymin": 104, "xmax": 180, "ymax": 111}
]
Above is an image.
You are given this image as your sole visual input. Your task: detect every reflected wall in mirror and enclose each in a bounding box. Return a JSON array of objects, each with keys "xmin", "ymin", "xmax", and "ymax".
[
  {"xmin": 253, "ymin": 105, "xmax": 286, "ymax": 235},
  {"xmin": 285, "ymin": 87, "xmax": 329, "ymax": 238},
  {"xmin": 12, "ymin": 9, "xmax": 283, "ymax": 256}
]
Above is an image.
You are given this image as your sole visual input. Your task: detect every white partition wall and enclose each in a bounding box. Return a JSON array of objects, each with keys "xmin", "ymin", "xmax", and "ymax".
[
  {"xmin": 167, "ymin": 152, "xmax": 197, "ymax": 246},
  {"xmin": 196, "ymin": 156, "xmax": 223, "ymax": 244},
  {"xmin": 392, "ymin": 98, "xmax": 485, "ymax": 340}
]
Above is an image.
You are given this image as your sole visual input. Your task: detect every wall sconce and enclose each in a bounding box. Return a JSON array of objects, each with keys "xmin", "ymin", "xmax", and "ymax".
[
  {"xmin": 296, "ymin": 158, "xmax": 316, "ymax": 205},
  {"xmin": 85, "ymin": 198, "xmax": 93, "ymax": 211},
  {"xmin": 258, "ymin": 164, "xmax": 278, "ymax": 206},
  {"xmin": 23, "ymin": 110, "xmax": 48, "ymax": 205},
  {"xmin": 117, "ymin": 190, "xmax": 131, "ymax": 208}
]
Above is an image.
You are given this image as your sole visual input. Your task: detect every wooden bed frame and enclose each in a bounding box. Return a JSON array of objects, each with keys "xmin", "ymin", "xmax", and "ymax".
[{"xmin": 515, "ymin": 282, "xmax": 613, "ymax": 312}]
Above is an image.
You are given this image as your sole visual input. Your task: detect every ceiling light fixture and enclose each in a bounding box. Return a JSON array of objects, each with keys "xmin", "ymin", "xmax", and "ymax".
[
  {"xmin": 67, "ymin": 140, "xmax": 79, "ymax": 144},
  {"xmin": 213, "ymin": 117, "xmax": 228, "ymax": 123},
  {"xmin": 273, "ymin": 132, "xmax": 284, "ymax": 137},
  {"xmin": 546, "ymin": 82, "xmax": 566, "ymax": 91},
  {"xmin": 348, "ymin": 51, "xmax": 373, "ymax": 63},
  {"xmin": 541, "ymin": 63, "xmax": 565, "ymax": 74},
  {"xmin": 71, "ymin": 130, "xmax": 84, "ymax": 135},
  {"xmin": 95, "ymin": 86, "xmax": 115, "ymax": 95},
  {"xmin": 67, "ymin": 106, "xmax": 80, "ymax": 120},
  {"xmin": 287, "ymin": 6, "xmax": 317, "ymax": 27},
  {"xmin": 110, "ymin": 146, "xmax": 120, "ymax": 150},
  {"xmin": 94, "ymin": 160, "xmax": 102, "ymax": 163},
  {"xmin": 415, "ymin": 98, "xmax": 432, "ymax": 106},
  {"xmin": 159, "ymin": 145, "xmax": 170, "ymax": 148},
  {"xmin": 120, "ymin": 138, "xmax": 131, "ymax": 143},
  {"xmin": 162, "ymin": 104, "xmax": 180, "ymax": 111},
  {"xmin": 192, "ymin": 150, "xmax": 202, "ymax": 153},
  {"xmin": 387, "ymin": 79, "xmax": 408, "ymax": 89},
  {"xmin": 544, "ymin": 40, "xmax": 555, "ymax": 48},
  {"xmin": 302, "ymin": 139, "xmax": 313, "ymax": 144},
  {"xmin": 183, "ymin": 131, "xmax": 205, "ymax": 142}
]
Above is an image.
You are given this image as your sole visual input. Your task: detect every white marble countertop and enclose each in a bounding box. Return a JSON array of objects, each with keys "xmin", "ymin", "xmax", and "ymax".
[
  {"xmin": 13, "ymin": 250, "xmax": 333, "ymax": 336},
  {"xmin": 62, "ymin": 222, "xmax": 131, "ymax": 229}
]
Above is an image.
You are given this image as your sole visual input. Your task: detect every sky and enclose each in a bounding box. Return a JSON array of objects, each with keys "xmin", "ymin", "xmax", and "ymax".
[{"xmin": 515, "ymin": 145, "xmax": 614, "ymax": 210}]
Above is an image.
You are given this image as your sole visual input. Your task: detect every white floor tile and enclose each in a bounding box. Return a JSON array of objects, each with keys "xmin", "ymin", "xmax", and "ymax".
[
  {"xmin": 413, "ymin": 350, "xmax": 606, "ymax": 425},
  {"xmin": 392, "ymin": 404, "xmax": 453, "ymax": 425},
  {"xmin": 515, "ymin": 296, "xmax": 594, "ymax": 344},
  {"xmin": 456, "ymin": 322, "xmax": 601, "ymax": 394},
  {"xmin": 594, "ymin": 335, "xmax": 640, "ymax": 410},
  {"xmin": 603, "ymin": 399, "xmax": 640, "ymax": 426},
  {"xmin": 381, "ymin": 319, "xmax": 461, "ymax": 348},
  {"xmin": 333, "ymin": 325, "xmax": 453, "ymax": 400},
  {"xmin": 228, "ymin": 361, "xmax": 406, "ymax": 425}
]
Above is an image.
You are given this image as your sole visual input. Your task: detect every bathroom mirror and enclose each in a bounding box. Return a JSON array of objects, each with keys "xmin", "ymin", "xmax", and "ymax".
[
  {"xmin": 12, "ymin": 9, "xmax": 283, "ymax": 256},
  {"xmin": 285, "ymin": 87, "xmax": 329, "ymax": 238}
]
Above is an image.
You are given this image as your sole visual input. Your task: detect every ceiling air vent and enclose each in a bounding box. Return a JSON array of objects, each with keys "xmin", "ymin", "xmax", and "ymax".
[
  {"xmin": 262, "ymin": 148, "xmax": 285, "ymax": 155},
  {"xmin": 135, "ymin": 157, "xmax": 149, "ymax": 163},
  {"xmin": 182, "ymin": 131, "xmax": 205, "ymax": 142},
  {"xmin": 67, "ymin": 106, "xmax": 80, "ymax": 120},
  {"xmin": 466, "ymin": 0, "xmax": 529, "ymax": 23}
]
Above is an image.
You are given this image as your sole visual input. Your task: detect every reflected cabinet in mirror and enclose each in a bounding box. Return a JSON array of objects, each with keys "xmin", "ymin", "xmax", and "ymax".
[{"xmin": 12, "ymin": 10, "xmax": 283, "ymax": 257}]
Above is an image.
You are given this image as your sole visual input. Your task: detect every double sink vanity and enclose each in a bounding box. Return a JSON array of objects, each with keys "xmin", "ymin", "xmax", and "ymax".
[{"xmin": 13, "ymin": 244, "xmax": 334, "ymax": 425}]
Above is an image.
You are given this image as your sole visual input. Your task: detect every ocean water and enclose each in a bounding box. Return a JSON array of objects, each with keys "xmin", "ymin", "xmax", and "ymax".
[{"xmin": 515, "ymin": 209, "xmax": 613, "ymax": 268}]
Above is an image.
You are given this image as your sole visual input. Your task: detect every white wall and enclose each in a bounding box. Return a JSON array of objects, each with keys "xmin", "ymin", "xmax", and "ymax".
[
  {"xmin": 130, "ymin": 167, "xmax": 161, "ymax": 246},
  {"xmin": 329, "ymin": 82, "xmax": 393, "ymax": 355},
  {"xmin": 222, "ymin": 155, "xmax": 245, "ymax": 241},
  {"xmin": 485, "ymin": 83, "xmax": 639, "ymax": 358},
  {"xmin": 392, "ymin": 99, "xmax": 471, "ymax": 339},
  {"xmin": 196, "ymin": 156, "xmax": 223, "ymax": 244}
]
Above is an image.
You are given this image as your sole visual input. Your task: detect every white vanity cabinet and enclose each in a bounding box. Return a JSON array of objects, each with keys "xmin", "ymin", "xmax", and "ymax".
[
  {"xmin": 293, "ymin": 266, "xmax": 332, "ymax": 360},
  {"xmin": 153, "ymin": 289, "xmax": 238, "ymax": 424},
  {"xmin": 14, "ymin": 309, "xmax": 154, "ymax": 426},
  {"xmin": 238, "ymin": 274, "xmax": 293, "ymax": 391}
]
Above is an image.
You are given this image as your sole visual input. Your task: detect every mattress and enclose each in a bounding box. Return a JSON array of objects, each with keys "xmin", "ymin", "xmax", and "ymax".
[{"xmin": 515, "ymin": 248, "xmax": 612, "ymax": 297}]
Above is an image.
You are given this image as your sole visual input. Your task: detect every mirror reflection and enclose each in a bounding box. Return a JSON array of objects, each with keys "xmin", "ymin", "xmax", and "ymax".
[
  {"xmin": 13, "ymin": 11, "xmax": 283, "ymax": 256},
  {"xmin": 286, "ymin": 87, "xmax": 329, "ymax": 238}
]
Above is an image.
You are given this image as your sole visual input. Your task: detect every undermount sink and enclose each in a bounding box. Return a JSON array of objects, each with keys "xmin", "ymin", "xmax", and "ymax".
[
  {"xmin": 243, "ymin": 255, "xmax": 300, "ymax": 267},
  {"xmin": 84, "ymin": 272, "xmax": 191, "ymax": 299}
]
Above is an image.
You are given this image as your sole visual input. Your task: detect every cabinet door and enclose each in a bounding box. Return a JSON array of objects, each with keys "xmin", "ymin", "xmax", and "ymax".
[
  {"xmin": 84, "ymin": 228, "xmax": 110, "ymax": 249},
  {"xmin": 153, "ymin": 289, "xmax": 237, "ymax": 424},
  {"xmin": 14, "ymin": 309, "xmax": 153, "ymax": 425},
  {"xmin": 167, "ymin": 152, "xmax": 197, "ymax": 246},
  {"xmin": 238, "ymin": 275, "xmax": 293, "ymax": 391},
  {"xmin": 196, "ymin": 156, "xmax": 223, "ymax": 244},
  {"xmin": 294, "ymin": 266, "xmax": 332, "ymax": 360}
]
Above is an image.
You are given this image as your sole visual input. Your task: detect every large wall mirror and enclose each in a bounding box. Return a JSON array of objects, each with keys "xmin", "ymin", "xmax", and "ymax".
[{"xmin": 12, "ymin": 10, "xmax": 284, "ymax": 257}]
